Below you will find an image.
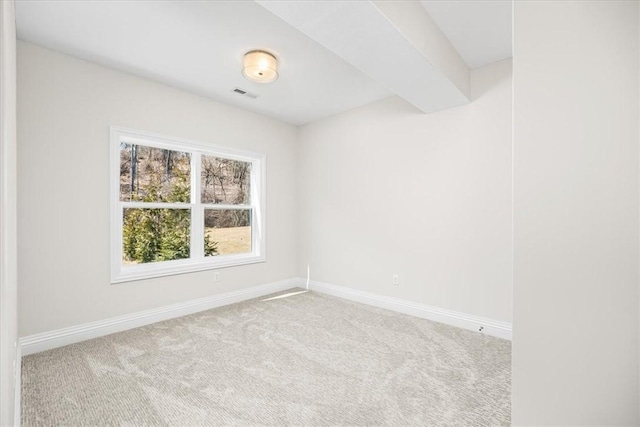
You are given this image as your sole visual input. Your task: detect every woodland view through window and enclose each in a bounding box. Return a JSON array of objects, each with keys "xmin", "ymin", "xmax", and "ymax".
[{"xmin": 110, "ymin": 127, "xmax": 265, "ymax": 283}]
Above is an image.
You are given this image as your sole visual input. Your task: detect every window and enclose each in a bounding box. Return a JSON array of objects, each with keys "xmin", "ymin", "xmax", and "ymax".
[{"xmin": 110, "ymin": 127, "xmax": 265, "ymax": 283}]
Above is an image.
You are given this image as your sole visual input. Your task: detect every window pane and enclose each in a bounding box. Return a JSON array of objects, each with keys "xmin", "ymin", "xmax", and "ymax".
[
  {"xmin": 204, "ymin": 209, "xmax": 251, "ymax": 256},
  {"xmin": 201, "ymin": 156, "xmax": 251, "ymax": 204},
  {"xmin": 120, "ymin": 144, "xmax": 191, "ymax": 203},
  {"xmin": 123, "ymin": 208, "xmax": 190, "ymax": 264}
]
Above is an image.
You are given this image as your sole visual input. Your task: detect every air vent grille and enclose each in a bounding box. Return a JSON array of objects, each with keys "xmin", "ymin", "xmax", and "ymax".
[{"xmin": 232, "ymin": 87, "xmax": 259, "ymax": 99}]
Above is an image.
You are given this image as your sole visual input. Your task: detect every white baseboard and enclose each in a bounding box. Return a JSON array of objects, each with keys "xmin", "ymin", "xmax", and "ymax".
[
  {"xmin": 299, "ymin": 278, "xmax": 512, "ymax": 340},
  {"xmin": 19, "ymin": 279, "xmax": 298, "ymax": 356},
  {"xmin": 19, "ymin": 277, "xmax": 511, "ymax": 358}
]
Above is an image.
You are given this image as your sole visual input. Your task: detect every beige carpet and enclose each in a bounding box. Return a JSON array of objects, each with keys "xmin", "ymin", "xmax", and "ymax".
[{"xmin": 22, "ymin": 289, "xmax": 511, "ymax": 426}]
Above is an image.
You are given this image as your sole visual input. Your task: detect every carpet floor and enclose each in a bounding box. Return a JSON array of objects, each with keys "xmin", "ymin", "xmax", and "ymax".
[{"xmin": 22, "ymin": 289, "xmax": 511, "ymax": 426}]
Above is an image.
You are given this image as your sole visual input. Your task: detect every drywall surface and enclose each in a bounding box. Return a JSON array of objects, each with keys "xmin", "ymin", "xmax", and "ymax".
[
  {"xmin": 0, "ymin": 1, "xmax": 18, "ymax": 425},
  {"xmin": 512, "ymin": 1, "xmax": 639, "ymax": 425},
  {"xmin": 298, "ymin": 59, "xmax": 512, "ymax": 323},
  {"xmin": 17, "ymin": 42, "xmax": 298, "ymax": 336}
]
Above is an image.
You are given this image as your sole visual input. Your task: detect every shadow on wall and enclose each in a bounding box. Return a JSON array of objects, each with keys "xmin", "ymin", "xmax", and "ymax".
[{"xmin": 471, "ymin": 59, "xmax": 512, "ymax": 101}]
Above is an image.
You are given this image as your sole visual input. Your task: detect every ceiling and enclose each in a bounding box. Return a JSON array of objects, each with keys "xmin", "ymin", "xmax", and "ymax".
[
  {"xmin": 15, "ymin": 1, "xmax": 512, "ymax": 126},
  {"xmin": 421, "ymin": 1, "xmax": 512, "ymax": 69}
]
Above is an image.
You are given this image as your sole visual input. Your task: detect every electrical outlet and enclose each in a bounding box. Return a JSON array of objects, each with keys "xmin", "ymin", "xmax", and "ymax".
[
  {"xmin": 214, "ymin": 272, "xmax": 221, "ymax": 282},
  {"xmin": 392, "ymin": 274, "xmax": 399, "ymax": 286}
]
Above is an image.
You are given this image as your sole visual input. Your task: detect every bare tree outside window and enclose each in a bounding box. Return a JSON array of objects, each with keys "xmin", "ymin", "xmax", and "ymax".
[
  {"xmin": 201, "ymin": 155, "xmax": 251, "ymax": 204},
  {"xmin": 111, "ymin": 127, "xmax": 265, "ymax": 283},
  {"xmin": 201, "ymin": 155, "xmax": 252, "ymax": 256},
  {"xmin": 119, "ymin": 144, "xmax": 216, "ymax": 264}
]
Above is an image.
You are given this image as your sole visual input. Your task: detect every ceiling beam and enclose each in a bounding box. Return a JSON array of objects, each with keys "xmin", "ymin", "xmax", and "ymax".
[{"xmin": 256, "ymin": 0, "xmax": 470, "ymax": 114}]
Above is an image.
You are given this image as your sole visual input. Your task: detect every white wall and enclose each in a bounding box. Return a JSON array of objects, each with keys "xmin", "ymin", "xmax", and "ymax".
[
  {"xmin": 0, "ymin": 1, "xmax": 18, "ymax": 425},
  {"xmin": 512, "ymin": 1, "xmax": 639, "ymax": 425},
  {"xmin": 298, "ymin": 59, "xmax": 512, "ymax": 323},
  {"xmin": 17, "ymin": 42, "xmax": 299, "ymax": 337}
]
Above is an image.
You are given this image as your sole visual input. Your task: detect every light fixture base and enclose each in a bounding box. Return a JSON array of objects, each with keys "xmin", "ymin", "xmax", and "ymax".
[{"xmin": 242, "ymin": 50, "xmax": 278, "ymax": 84}]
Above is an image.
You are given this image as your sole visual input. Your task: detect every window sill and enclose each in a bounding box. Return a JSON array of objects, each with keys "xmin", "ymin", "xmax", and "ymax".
[{"xmin": 111, "ymin": 254, "xmax": 266, "ymax": 284}]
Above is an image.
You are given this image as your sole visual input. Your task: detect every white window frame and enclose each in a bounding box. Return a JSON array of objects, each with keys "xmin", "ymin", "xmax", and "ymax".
[{"xmin": 110, "ymin": 126, "xmax": 266, "ymax": 284}]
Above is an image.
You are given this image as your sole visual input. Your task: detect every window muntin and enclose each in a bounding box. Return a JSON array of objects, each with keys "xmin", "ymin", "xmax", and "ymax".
[{"xmin": 111, "ymin": 127, "xmax": 265, "ymax": 283}]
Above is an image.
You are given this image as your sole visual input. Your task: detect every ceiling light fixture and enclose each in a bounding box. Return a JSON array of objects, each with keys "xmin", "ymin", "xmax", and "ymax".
[{"xmin": 242, "ymin": 50, "xmax": 278, "ymax": 83}]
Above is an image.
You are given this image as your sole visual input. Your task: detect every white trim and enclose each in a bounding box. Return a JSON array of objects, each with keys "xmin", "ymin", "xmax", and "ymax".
[
  {"xmin": 110, "ymin": 126, "xmax": 267, "ymax": 284},
  {"xmin": 20, "ymin": 279, "xmax": 296, "ymax": 356},
  {"xmin": 191, "ymin": 151, "xmax": 203, "ymax": 260},
  {"xmin": 112, "ymin": 254, "xmax": 266, "ymax": 285},
  {"xmin": 19, "ymin": 277, "xmax": 512, "ymax": 357},
  {"xmin": 298, "ymin": 279, "xmax": 512, "ymax": 340},
  {"xmin": 114, "ymin": 126, "xmax": 264, "ymax": 162},
  {"xmin": 0, "ymin": 0, "xmax": 18, "ymax": 424}
]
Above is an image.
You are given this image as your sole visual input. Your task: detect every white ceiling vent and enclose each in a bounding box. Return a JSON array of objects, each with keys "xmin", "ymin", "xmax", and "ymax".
[{"xmin": 232, "ymin": 87, "xmax": 259, "ymax": 99}]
